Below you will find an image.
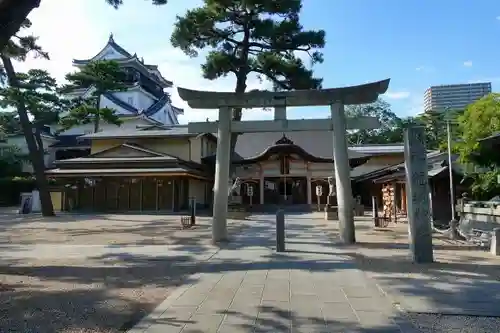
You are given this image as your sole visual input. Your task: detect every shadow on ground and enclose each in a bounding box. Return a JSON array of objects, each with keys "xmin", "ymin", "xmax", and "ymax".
[{"xmin": 2, "ymin": 212, "xmax": 499, "ymax": 332}]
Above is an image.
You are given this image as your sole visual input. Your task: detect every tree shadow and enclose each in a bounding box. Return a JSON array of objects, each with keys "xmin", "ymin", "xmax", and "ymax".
[
  {"xmin": 0, "ymin": 252, "xmax": 203, "ymax": 332},
  {"xmin": 322, "ymin": 220, "xmax": 500, "ymax": 319}
]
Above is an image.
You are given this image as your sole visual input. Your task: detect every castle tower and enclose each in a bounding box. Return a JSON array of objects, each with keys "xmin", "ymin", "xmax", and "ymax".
[{"xmin": 64, "ymin": 33, "xmax": 183, "ymax": 133}]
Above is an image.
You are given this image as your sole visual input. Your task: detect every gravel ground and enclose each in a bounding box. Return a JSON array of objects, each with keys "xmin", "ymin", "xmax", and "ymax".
[
  {"xmin": 0, "ymin": 212, "xmax": 244, "ymax": 333},
  {"xmin": 405, "ymin": 313, "xmax": 500, "ymax": 333}
]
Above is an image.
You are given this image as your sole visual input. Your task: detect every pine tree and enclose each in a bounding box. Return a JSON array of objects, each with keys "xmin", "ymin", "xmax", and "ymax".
[
  {"xmin": 60, "ymin": 60, "xmax": 128, "ymax": 133},
  {"xmin": 0, "ymin": 0, "xmax": 168, "ymax": 52},
  {"xmin": 171, "ymin": 0, "xmax": 325, "ymax": 164},
  {"xmin": 1, "ymin": 69, "xmax": 64, "ymax": 156},
  {"xmin": 0, "ymin": 19, "xmax": 55, "ymax": 215}
]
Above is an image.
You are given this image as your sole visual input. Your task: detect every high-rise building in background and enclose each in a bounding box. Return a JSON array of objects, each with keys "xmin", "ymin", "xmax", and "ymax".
[{"xmin": 423, "ymin": 82, "xmax": 492, "ymax": 113}]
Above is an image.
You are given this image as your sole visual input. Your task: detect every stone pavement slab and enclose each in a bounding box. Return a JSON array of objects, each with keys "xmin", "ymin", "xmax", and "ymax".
[
  {"xmin": 128, "ymin": 214, "xmax": 418, "ymax": 333},
  {"xmin": 343, "ymin": 216, "xmax": 500, "ymax": 318}
]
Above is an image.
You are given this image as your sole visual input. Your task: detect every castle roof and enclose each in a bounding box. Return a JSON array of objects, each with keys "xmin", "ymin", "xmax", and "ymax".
[{"xmin": 72, "ymin": 34, "xmax": 172, "ymax": 88}]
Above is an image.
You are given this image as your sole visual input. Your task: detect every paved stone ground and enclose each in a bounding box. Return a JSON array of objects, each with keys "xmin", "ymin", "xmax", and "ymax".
[
  {"xmin": 130, "ymin": 214, "xmax": 417, "ymax": 333},
  {"xmin": 324, "ymin": 215, "xmax": 500, "ymax": 332}
]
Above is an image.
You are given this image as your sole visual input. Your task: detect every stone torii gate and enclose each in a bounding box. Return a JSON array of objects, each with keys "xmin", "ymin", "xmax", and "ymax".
[{"xmin": 178, "ymin": 79, "xmax": 390, "ymax": 244}]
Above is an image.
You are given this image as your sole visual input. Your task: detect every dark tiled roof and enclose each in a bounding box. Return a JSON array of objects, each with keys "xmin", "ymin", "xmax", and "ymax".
[
  {"xmin": 171, "ymin": 105, "xmax": 184, "ymax": 115},
  {"xmin": 50, "ymin": 135, "xmax": 90, "ymax": 148},
  {"xmin": 103, "ymin": 92, "xmax": 180, "ymax": 122},
  {"xmin": 80, "ymin": 126, "xmax": 195, "ymax": 139},
  {"xmin": 143, "ymin": 94, "xmax": 169, "ymax": 116},
  {"xmin": 234, "ymin": 132, "xmax": 403, "ymax": 159},
  {"xmin": 103, "ymin": 93, "xmax": 138, "ymax": 113},
  {"xmin": 73, "ymin": 34, "xmax": 132, "ymax": 64},
  {"xmin": 45, "ymin": 167, "xmax": 201, "ymax": 176}
]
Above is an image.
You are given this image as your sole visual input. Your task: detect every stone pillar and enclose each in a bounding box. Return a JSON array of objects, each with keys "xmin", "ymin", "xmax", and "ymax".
[
  {"xmin": 274, "ymin": 105, "xmax": 286, "ymax": 120},
  {"xmin": 330, "ymin": 103, "xmax": 355, "ymax": 244},
  {"xmin": 404, "ymin": 126, "xmax": 434, "ymax": 263},
  {"xmin": 306, "ymin": 176, "xmax": 312, "ymax": 205},
  {"xmin": 259, "ymin": 174, "xmax": 264, "ymax": 205},
  {"xmin": 212, "ymin": 107, "xmax": 232, "ymax": 243}
]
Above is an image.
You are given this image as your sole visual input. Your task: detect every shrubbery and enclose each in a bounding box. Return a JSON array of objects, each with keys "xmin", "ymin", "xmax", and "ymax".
[{"xmin": 0, "ymin": 176, "xmax": 36, "ymax": 206}]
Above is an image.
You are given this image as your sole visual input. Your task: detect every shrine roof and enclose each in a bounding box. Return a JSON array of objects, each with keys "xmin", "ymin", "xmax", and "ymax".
[
  {"xmin": 355, "ymin": 151, "xmax": 464, "ymax": 183},
  {"xmin": 50, "ymin": 135, "xmax": 90, "ymax": 148},
  {"xmin": 45, "ymin": 167, "xmax": 208, "ymax": 178},
  {"xmin": 478, "ymin": 132, "xmax": 500, "ymax": 147},
  {"xmin": 80, "ymin": 126, "xmax": 216, "ymax": 141},
  {"xmin": 233, "ymin": 132, "xmax": 403, "ymax": 159}
]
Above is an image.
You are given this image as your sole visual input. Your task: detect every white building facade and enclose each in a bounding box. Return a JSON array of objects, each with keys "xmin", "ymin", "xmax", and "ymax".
[{"xmin": 423, "ymin": 82, "xmax": 492, "ymax": 113}]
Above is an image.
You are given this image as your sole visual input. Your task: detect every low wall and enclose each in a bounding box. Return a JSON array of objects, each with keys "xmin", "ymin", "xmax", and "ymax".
[{"xmin": 458, "ymin": 200, "xmax": 500, "ymax": 235}]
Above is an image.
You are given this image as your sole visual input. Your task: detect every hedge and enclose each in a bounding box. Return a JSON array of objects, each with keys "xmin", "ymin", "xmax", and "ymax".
[{"xmin": 0, "ymin": 177, "xmax": 37, "ymax": 206}]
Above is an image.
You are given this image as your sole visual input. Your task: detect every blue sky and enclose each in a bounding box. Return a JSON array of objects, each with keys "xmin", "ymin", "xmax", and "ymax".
[{"xmin": 20, "ymin": 0, "xmax": 500, "ymax": 122}]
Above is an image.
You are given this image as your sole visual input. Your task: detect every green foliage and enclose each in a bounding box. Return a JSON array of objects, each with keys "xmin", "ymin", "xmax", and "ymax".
[
  {"xmin": 0, "ymin": 111, "xmax": 21, "ymax": 135},
  {"xmin": 1, "ymin": 18, "xmax": 48, "ymax": 84},
  {"xmin": 60, "ymin": 60, "xmax": 128, "ymax": 132},
  {"xmin": 0, "ymin": 176, "xmax": 37, "ymax": 206},
  {"xmin": 171, "ymin": 0, "xmax": 325, "ymax": 93},
  {"xmin": 412, "ymin": 109, "xmax": 462, "ymax": 151},
  {"xmin": 1, "ymin": 19, "xmax": 48, "ymax": 60},
  {"xmin": 0, "ymin": 144, "xmax": 25, "ymax": 177},
  {"xmin": 469, "ymin": 170, "xmax": 500, "ymax": 200},
  {"xmin": 171, "ymin": 0, "xmax": 325, "ymax": 163},
  {"xmin": 105, "ymin": 0, "xmax": 167, "ymax": 8},
  {"xmin": 0, "ymin": 69, "xmax": 62, "ymax": 127},
  {"xmin": 455, "ymin": 93, "xmax": 500, "ymax": 165},
  {"xmin": 59, "ymin": 98, "xmax": 122, "ymax": 131},
  {"xmin": 345, "ymin": 99, "xmax": 411, "ymax": 144}
]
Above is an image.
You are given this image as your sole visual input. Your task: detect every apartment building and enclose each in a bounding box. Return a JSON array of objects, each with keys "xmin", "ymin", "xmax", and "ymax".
[{"xmin": 423, "ymin": 82, "xmax": 491, "ymax": 112}]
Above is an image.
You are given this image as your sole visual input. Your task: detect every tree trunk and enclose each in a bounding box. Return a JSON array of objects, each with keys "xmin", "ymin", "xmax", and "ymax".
[
  {"xmin": 1, "ymin": 55, "xmax": 55, "ymax": 216},
  {"xmin": 93, "ymin": 114, "xmax": 100, "ymax": 133},
  {"xmin": 0, "ymin": 0, "xmax": 41, "ymax": 52},
  {"xmin": 93, "ymin": 95, "xmax": 100, "ymax": 132},
  {"xmin": 228, "ymin": 19, "xmax": 251, "ymax": 175},
  {"xmin": 228, "ymin": 74, "xmax": 248, "ymax": 175}
]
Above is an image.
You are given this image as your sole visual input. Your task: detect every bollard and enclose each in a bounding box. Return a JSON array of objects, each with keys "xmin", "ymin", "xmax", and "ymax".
[
  {"xmin": 491, "ymin": 228, "xmax": 500, "ymax": 256},
  {"xmin": 372, "ymin": 196, "xmax": 379, "ymax": 227},
  {"xmin": 189, "ymin": 197, "xmax": 196, "ymax": 226},
  {"xmin": 449, "ymin": 219, "xmax": 459, "ymax": 240},
  {"xmin": 276, "ymin": 209, "xmax": 285, "ymax": 252}
]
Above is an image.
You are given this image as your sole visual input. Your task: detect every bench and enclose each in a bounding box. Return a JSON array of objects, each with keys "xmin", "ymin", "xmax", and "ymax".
[{"xmin": 180, "ymin": 216, "xmax": 192, "ymax": 229}]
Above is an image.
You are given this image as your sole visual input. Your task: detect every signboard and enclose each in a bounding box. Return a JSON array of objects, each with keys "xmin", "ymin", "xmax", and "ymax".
[
  {"xmin": 246, "ymin": 185, "xmax": 254, "ymax": 197},
  {"xmin": 19, "ymin": 192, "xmax": 33, "ymax": 214},
  {"xmin": 315, "ymin": 185, "xmax": 323, "ymax": 197}
]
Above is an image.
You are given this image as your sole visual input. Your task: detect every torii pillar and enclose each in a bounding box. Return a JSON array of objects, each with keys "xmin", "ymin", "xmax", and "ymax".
[{"xmin": 178, "ymin": 79, "xmax": 390, "ymax": 244}]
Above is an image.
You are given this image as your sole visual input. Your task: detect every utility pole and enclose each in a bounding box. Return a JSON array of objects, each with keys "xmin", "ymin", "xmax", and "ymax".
[
  {"xmin": 445, "ymin": 106, "xmax": 456, "ymax": 221},
  {"xmin": 446, "ymin": 119, "xmax": 456, "ymax": 219}
]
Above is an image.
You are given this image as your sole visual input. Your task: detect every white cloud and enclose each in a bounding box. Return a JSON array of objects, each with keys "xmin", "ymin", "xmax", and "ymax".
[
  {"xmin": 415, "ymin": 65, "xmax": 434, "ymax": 73},
  {"xmin": 17, "ymin": 0, "xmax": 273, "ymax": 124},
  {"xmin": 463, "ymin": 60, "xmax": 473, "ymax": 67},
  {"xmin": 385, "ymin": 91, "xmax": 410, "ymax": 99},
  {"xmin": 399, "ymin": 93, "xmax": 424, "ymax": 118}
]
